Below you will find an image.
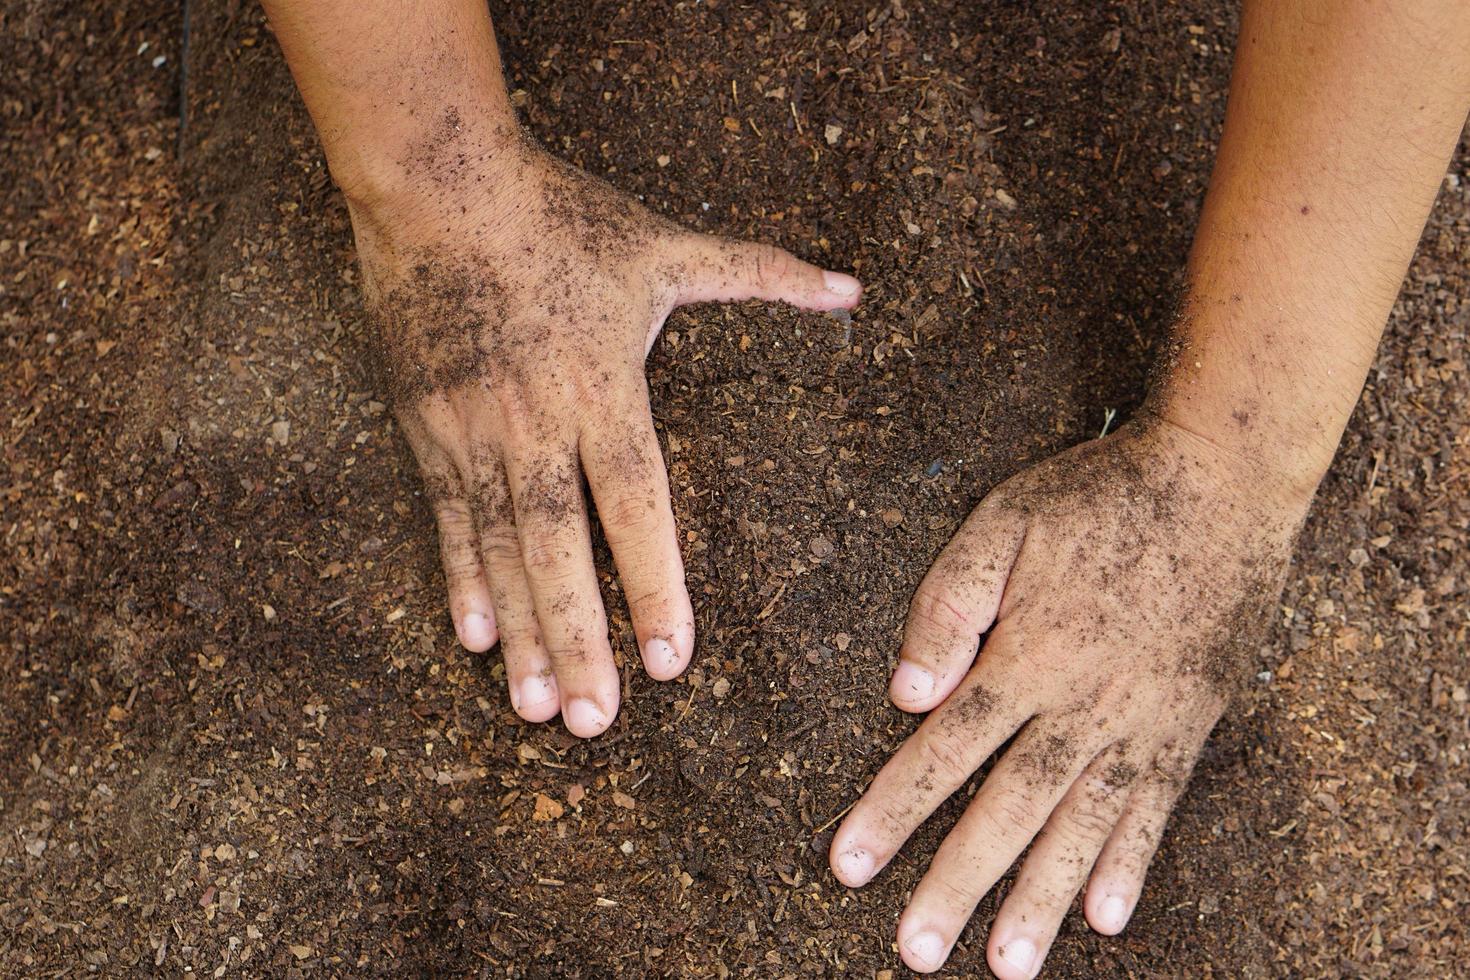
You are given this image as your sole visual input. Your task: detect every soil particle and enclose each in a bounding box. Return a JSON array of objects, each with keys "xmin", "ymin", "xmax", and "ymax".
[
  {"xmin": 369, "ymin": 251, "xmax": 506, "ymax": 406},
  {"xmin": 1019, "ymin": 732, "xmax": 1080, "ymax": 786},
  {"xmin": 945, "ymin": 682, "xmax": 1000, "ymax": 729},
  {"xmin": 1103, "ymin": 760, "xmax": 1141, "ymax": 791}
]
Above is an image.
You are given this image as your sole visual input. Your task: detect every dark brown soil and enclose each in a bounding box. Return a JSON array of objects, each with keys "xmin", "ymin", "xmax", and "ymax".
[{"xmin": 3, "ymin": 1, "xmax": 1467, "ymax": 976}]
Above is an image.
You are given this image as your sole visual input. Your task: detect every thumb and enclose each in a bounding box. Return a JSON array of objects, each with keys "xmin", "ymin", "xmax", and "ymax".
[
  {"xmin": 663, "ymin": 232, "xmax": 862, "ymax": 312},
  {"xmin": 892, "ymin": 499, "xmax": 1026, "ymax": 713}
]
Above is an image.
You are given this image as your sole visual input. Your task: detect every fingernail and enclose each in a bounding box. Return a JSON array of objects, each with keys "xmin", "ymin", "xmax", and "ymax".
[
  {"xmin": 563, "ymin": 698, "xmax": 609, "ymax": 738},
  {"xmin": 1098, "ymin": 895, "xmax": 1129, "ymax": 933},
  {"xmin": 644, "ymin": 637, "xmax": 681, "ymax": 677},
  {"xmin": 999, "ymin": 938, "xmax": 1037, "ymax": 976},
  {"xmin": 823, "ymin": 270, "xmax": 861, "ymax": 299},
  {"xmin": 891, "ymin": 661, "xmax": 936, "ymax": 703},
  {"xmin": 903, "ymin": 931, "xmax": 948, "ymax": 972},
  {"xmin": 833, "ymin": 846, "xmax": 875, "ymax": 886},
  {"xmin": 517, "ymin": 674, "xmax": 558, "ymax": 712},
  {"xmin": 460, "ymin": 613, "xmax": 494, "ymax": 649}
]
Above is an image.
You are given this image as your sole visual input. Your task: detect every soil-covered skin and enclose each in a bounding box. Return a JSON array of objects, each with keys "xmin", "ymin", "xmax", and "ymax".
[{"xmin": 2, "ymin": 1, "xmax": 1467, "ymax": 976}]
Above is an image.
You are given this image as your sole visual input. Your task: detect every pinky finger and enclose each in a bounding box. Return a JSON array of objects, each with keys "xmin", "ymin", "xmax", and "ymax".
[
  {"xmin": 1083, "ymin": 737, "xmax": 1202, "ymax": 936},
  {"xmin": 431, "ymin": 494, "xmax": 499, "ymax": 653}
]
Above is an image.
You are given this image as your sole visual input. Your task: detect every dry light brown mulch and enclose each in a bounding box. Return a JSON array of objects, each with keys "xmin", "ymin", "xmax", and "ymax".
[{"xmin": 2, "ymin": 0, "xmax": 1467, "ymax": 976}]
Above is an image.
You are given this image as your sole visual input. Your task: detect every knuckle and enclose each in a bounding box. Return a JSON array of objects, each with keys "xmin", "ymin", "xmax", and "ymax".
[
  {"xmin": 490, "ymin": 381, "xmax": 538, "ymax": 423},
  {"xmin": 439, "ymin": 534, "xmax": 482, "ymax": 581},
  {"xmin": 478, "ymin": 527, "xmax": 523, "ymax": 565},
  {"xmin": 544, "ymin": 633, "xmax": 608, "ymax": 670},
  {"xmin": 599, "ymin": 492, "xmax": 662, "ymax": 541},
  {"xmin": 621, "ymin": 583, "xmax": 672, "ymax": 612},
  {"xmin": 763, "ymin": 244, "xmax": 795, "ymax": 283},
  {"xmin": 1115, "ymin": 827, "xmax": 1163, "ymax": 874},
  {"xmin": 1060, "ymin": 798, "xmax": 1118, "ymax": 843},
  {"xmin": 908, "ymin": 584, "xmax": 971, "ymax": 639},
  {"xmin": 749, "ymin": 243, "xmax": 793, "ymax": 287},
  {"xmin": 927, "ymin": 872, "xmax": 977, "ymax": 913},
  {"xmin": 873, "ymin": 796, "xmax": 919, "ymax": 835},
  {"xmin": 1025, "ymin": 875, "xmax": 1078, "ymax": 914},
  {"xmin": 520, "ymin": 536, "xmax": 574, "ymax": 575},
  {"xmin": 434, "ymin": 505, "xmax": 475, "ymax": 539},
  {"xmin": 915, "ymin": 729, "xmax": 975, "ymax": 789},
  {"xmin": 496, "ymin": 622, "xmax": 541, "ymax": 649},
  {"xmin": 535, "ymin": 587, "xmax": 607, "ymax": 645},
  {"xmin": 982, "ymin": 791, "xmax": 1042, "ymax": 837},
  {"xmin": 1136, "ymin": 819, "xmax": 1167, "ymax": 855}
]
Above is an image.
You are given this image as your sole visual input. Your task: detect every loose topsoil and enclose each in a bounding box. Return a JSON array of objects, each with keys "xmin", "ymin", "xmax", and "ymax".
[{"xmin": 3, "ymin": 1, "xmax": 1467, "ymax": 976}]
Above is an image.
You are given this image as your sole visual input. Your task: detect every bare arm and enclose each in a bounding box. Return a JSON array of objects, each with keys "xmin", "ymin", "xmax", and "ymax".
[
  {"xmin": 1159, "ymin": 0, "xmax": 1470, "ymax": 503},
  {"xmin": 259, "ymin": 0, "xmax": 514, "ymax": 213},
  {"xmin": 833, "ymin": 3, "xmax": 1470, "ymax": 976}
]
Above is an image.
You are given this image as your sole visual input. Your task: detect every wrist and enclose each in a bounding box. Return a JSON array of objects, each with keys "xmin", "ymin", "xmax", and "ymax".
[
  {"xmin": 1141, "ymin": 396, "xmax": 1328, "ymax": 514},
  {"xmin": 328, "ymin": 102, "xmax": 525, "ymax": 228}
]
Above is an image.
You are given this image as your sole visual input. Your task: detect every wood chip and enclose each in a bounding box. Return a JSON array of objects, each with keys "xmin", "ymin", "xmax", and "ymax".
[{"xmin": 532, "ymin": 792, "xmax": 565, "ymax": 822}]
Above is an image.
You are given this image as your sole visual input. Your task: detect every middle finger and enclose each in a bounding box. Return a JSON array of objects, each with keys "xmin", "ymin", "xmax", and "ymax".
[
  {"xmin": 505, "ymin": 441, "xmax": 621, "ymax": 737},
  {"xmin": 895, "ymin": 719, "xmax": 1101, "ymax": 973}
]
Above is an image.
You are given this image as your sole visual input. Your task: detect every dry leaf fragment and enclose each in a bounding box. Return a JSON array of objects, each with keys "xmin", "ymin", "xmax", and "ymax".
[{"xmin": 533, "ymin": 792, "xmax": 565, "ymax": 822}]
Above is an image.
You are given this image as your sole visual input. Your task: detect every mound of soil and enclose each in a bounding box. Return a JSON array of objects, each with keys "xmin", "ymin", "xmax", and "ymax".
[{"xmin": 2, "ymin": 1, "xmax": 1466, "ymax": 975}]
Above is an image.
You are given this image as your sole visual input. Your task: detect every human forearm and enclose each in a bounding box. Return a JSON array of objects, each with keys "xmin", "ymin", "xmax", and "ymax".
[
  {"xmin": 260, "ymin": 0, "xmax": 516, "ymax": 211},
  {"xmin": 1154, "ymin": 0, "xmax": 1470, "ymax": 503},
  {"xmin": 830, "ymin": 7, "xmax": 1469, "ymax": 974}
]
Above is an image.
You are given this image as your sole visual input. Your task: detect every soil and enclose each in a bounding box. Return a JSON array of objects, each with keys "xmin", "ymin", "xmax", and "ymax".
[{"xmin": 3, "ymin": 1, "xmax": 1467, "ymax": 976}]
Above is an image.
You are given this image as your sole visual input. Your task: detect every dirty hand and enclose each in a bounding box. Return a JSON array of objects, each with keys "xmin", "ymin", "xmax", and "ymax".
[
  {"xmin": 829, "ymin": 419, "xmax": 1305, "ymax": 976},
  {"xmin": 353, "ymin": 134, "xmax": 861, "ymax": 737}
]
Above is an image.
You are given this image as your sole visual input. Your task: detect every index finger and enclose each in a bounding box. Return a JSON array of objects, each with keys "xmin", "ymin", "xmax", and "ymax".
[
  {"xmin": 829, "ymin": 655, "xmax": 1033, "ymax": 889},
  {"xmin": 580, "ymin": 391, "xmax": 693, "ymax": 681}
]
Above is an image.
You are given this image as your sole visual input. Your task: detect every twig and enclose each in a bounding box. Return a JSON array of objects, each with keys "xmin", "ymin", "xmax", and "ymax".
[{"xmin": 813, "ymin": 799, "xmax": 857, "ymax": 834}]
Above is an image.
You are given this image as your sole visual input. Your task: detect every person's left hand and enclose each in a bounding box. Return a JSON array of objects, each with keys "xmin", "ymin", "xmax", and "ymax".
[{"xmin": 828, "ymin": 418, "xmax": 1306, "ymax": 976}]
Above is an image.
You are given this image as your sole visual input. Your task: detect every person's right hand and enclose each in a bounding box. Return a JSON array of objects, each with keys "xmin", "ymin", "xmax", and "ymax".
[{"xmin": 350, "ymin": 127, "xmax": 861, "ymax": 737}]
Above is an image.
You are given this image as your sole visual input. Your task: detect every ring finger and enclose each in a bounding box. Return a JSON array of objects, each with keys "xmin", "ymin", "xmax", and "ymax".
[
  {"xmin": 984, "ymin": 740, "xmax": 1147, "ymax": 979},
  {"xmin": 470, "ymin": 455, "xmax": 560, "ymax": 723}
]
